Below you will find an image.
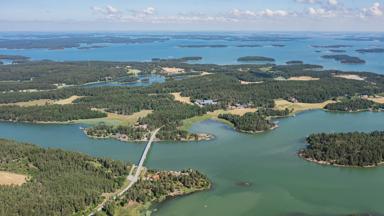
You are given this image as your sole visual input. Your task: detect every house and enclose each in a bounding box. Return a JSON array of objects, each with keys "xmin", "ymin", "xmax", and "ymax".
[{"xmin": 195, "ymin": 99, "xmax": 218, "ymax": 107}]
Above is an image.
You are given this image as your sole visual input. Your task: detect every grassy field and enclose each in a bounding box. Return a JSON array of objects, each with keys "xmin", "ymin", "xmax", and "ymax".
[
  {"xmin": 0, "ymin": 95, "xmax": 82, "ymax": 107},
  {"xmin": 368, "ymin": 96, "xmax": 384, "ymax": 104},
  {"xmin": 274, "ymin": 99, "xmax": 334, "ymax": 113},
  {"xmin": 171, "ymin": 92, "xmax": 193, "ymax": 105},
  {"xmin": 76, "ymin": 110, "xmax": 153, "ymax": 126},
  {"xmin": 287, "ymin": 76, "xmax": 320, "ymax": 81},
  {"xmin": 54, "ymin": 95, "xmax": 83, "ymax": 105}
]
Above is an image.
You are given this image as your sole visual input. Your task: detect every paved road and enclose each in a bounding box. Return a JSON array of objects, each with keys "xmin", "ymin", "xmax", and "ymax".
[{"xmin": 90, "ymin": 127, "xmax": 161, "ymax": 215}]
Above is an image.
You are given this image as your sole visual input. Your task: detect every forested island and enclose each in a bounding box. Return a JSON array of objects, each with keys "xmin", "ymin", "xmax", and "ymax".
[
  {"xmin": 218, "ymin": 108, "xmax": 290, "ymax": 133},
  {"xmin": 286, "ymin": 60, "xmax": 303, "ymax": 65},
  {"xmin": 329, "ymin": 49, "xmax": 346, "ymax": 53},
  {"xmin": 0, "ymin": 139, "xmax": 211, "ymax": 216},
  {"xmin": 300, "ymin": 131, "xmax": 384, "ymax": 167},
  {"xmin": 0, "ymin": 36, "xmax": 169, "ymax": 49},
  {"xmin": 322, "ymin": 55, "xmax": 366, "ymax": 64},
  {"xmin": 356, "ymin": 48, "xmax": 384, "ymax": 53},
  {"xmin": 236, "ymin": 44, "xmax": 262, "ymax": 48},
  {"xmin": 85, "ymin": 123, "xmax": 213, "ymax": 142},
  {"xmin": 237, "ymin": 56, "xmax": 275, "ymax": 62},
  {"xmin": 312, "ymin": 45, "xmax": 352, "ymax": 48},
  {"xmin": 178, "ymin": 45, "xmax": 228, "ymax": 48}
]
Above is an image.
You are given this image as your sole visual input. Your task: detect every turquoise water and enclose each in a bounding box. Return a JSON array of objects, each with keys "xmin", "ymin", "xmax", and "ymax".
[
  {"xmin": 1, "ymin": 111, "xmax": 384, "ymax": 215},
  {"xmin": 0, "ymin": 32, "xmax": 384, "ymax": 74}
]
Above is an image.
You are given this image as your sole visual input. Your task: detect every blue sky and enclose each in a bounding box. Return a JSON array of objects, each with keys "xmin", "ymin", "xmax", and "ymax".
[{"xmin": 0, "ymin": 0, "xmax": 383, "ymax": 31}]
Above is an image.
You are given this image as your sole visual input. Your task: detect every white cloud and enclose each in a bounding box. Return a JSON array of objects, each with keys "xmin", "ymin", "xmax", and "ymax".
[
  {"xmin": 143, "ymin": 7, "xmax": 156, "ymax": 15},
  {"xmin": 229, "ymin": 8, "xmax": 290, "ymax": 18},
  {"xmin": 90, "ymin": 2, "xmax": 384, "ymax": 25},
  {"xmin": 328, "ymin": 0, "xmax": 338, "ymax": 6},
  {"xmin": 295, "ymin": 0, "xmax": 319, "ymax": 4},
  {"xmin": 307, "ymin": 7, "xmax": 336, "ymax": 17},
  {"xmin": 362, "ymin": 2, "xmax": 383, "ymax": 17},
  {"xmin": 260, "ymin": 9, "xmax": 289, "ymax": 17},
  {"xmin": 91, "ymin": 5, "xmax": 122, "ymax": 19},
  {"xmin": 229, "ymin": 9, "xmax": 256, "ymax": 17}
]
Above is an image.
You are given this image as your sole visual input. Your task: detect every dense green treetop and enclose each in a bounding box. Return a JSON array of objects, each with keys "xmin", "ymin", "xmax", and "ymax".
[
  {"xmin": 300, "ymin": 131, "xmax": 384, "ymax": 167},
  {"xmin": 0, "ymin": 139, "xmax": 130, "ymax": 216}
]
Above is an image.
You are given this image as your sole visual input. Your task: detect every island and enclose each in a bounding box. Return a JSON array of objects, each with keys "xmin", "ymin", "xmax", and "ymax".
[
  {"xmin": 321, "ymin": 54, "xmax": 365, "ymax": 64},
  {"xmin": 271, "ymin": 44, "xmax": 285, "ymax": 47},
  {"xmin": 286, "ymin": 60, "xmax": 303, "ymax": 65},
  {"xmin": 237, "ymin": 56, "xmax": 275, "ymax": 62},
  {"xmin": 0, "ymin": 35, "xmax": 169, "ymax": 49},
  {"xmin": 178, "ymin": 45, "xmax": 228, "ymax": 48},
  {"xmin": 356, "ymin": 48, "xmax": 384, "ymax": 53},
  {"xmin": 236, "ymin": 44, "xmax": 262, "ymax": 48},
  {"xmin": 218, "ymin": 108, "xmax": 290, "ymax": 133},
  {"xmin": 329, "ymin": 49, "xmax": 346, "ymax": 53},
  {"xmin": 0, "ymin": 139, "xmax": 211, "ymax": 215},
  {"xmin": 312, "ymin": 45, "xmax": 352, "ymax": 48},
  {"xmin": 299, "ymin": 131, "xmax": 384, "ymax": 167}
]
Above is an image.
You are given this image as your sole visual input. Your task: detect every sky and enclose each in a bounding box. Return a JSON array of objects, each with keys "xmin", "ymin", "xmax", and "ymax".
[{"xmin": 0, "ymin": 0, "xmax": 384, "ymax": 31}]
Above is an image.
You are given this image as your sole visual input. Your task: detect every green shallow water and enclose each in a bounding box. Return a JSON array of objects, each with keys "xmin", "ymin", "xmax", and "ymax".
[{"xmin": 1, "ymin": 110, "xmax": 384, "ymax": 216}]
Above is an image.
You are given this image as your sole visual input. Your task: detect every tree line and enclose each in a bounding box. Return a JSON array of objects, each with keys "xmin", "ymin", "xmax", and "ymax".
[
  {"xmin": 0, "ymin": 139, "xmax": 130, "ymax": 216},
  {"xmin": 300, "ymin": 131, "xmax": 384, "ymax": 167},
  {"xmin": 0, "ymin": 104, "xmax": 106, "ymax": 122}
]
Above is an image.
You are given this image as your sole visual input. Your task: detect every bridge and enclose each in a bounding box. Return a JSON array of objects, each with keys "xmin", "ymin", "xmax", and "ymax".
[
  {"xmin": 117, "ymin": 127, "xmax": 161, "ymax": 196},
  {"xmin": 91, "ymin": 127, "xmax": 161, "ymax": 215}
]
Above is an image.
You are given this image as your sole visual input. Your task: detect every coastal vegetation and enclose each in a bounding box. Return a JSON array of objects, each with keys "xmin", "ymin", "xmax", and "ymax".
[
  {"xmin": 356, "ymin": 48, "xmax": 384, "ymax": 53},
  {"xmin": 0, "ymin": 36, "xmax": 169, "ymax": 49},
  {"xmin": 0, "ymin": 104, "xmax": 106, "ymax": 122},
  {"xmin": 286, "ymin": 60, "xmax": 303, "ymax": 65},
  {"xmin": 124, "ymin": 169, "xmax": 210, "ymax": 203},
  {"xmin": 178, "ymin": 45, "xmax": 227, "ymax": 48},
  {"xmin": 329, "ymin": 49, "xmax": 346, "ymax": 53},
  {"xmin": 0, "ymin": 139, "xmax": 130, "ymax": 215},
  {"xmin": 218, "ymin": 112, "xmax": 275, "ymax": 133},
  {"xmin": 312, "ymin": 45, "xmax": 352, "ymax": 48},
  {"xmin": 322, "ymin": 55, "xmax": 365, "ymax": 64},
  {"xmin": 99, "ymin": 169, "xmax": 211, "ymax": 216},
  {"xmin": 0, "ymin": 139, "xmax": 211, "ymax": 216},
  {"xmin": 300, "ymin": 131, "xmax": 384, "ymax": 167},
  {"xmin": 237, "ymin": 56, "xmax": 275, "ymax": 62},
  {"xmin": 325, "ymin": 98, "xmax": 384, "ymax": 112}
]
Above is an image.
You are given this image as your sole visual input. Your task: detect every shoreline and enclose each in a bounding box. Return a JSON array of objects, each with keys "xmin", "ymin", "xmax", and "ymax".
[
  {"xmin": 148, "ymin": 185, "xmax": 212, "ymax": 214},
  {"xmin": 84, "ymin": 130, "xmax": 215, "ymax": 143},
  {"xmin": 298, "ymin": 152, "xmax": 384, "ymax": 168},
  {"xmin": 237, "ymin": 123, "xmax": 279, "ymax": 134}
]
